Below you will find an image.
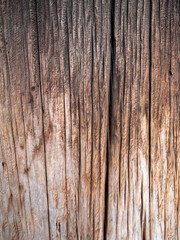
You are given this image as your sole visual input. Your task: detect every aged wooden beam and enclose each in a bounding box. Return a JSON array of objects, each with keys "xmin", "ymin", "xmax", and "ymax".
[
  {"xmin": 36, "ymin": 0, "xmax": 111, "ymax": 239},
  {"xmin": 106, "ymin": 0, "xmax": 151, "ymax": 238},
  {"xmin": 0, "ymin": 0, "xmax": 49, "ymax": 239},
  {"xmin": 106, "ymin": 0, "xmax": 179, "ymax": 239},
  {"xmin": 0, "ymin": 0, "xmax": 179, "ymax": 239},
  {"xmin": 150, "ymin": 1, "xmax": 179, "ymax": 239}
]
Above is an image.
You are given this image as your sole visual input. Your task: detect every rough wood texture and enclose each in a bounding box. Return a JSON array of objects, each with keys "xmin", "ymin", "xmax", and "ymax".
[
  {"xmin": 0, "ymin": 0, "xmax": 179, "ymax": 239},
  {"xmin": 107, "ymin": 0, "xmax": 150, "ymax": 238},
  {"xmin": 106, "ymin": 0, "xmax": 179, "ymax": 239}
]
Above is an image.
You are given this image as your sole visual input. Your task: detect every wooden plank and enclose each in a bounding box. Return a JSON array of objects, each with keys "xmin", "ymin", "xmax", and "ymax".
[
  {"xmin": 36, "ymin": 0, "xmax": 111, "ymax": 239},
  {"xmin": 0, "ymin": 1, "xmax": 49, "ymax": 239},
  {"xmin": 150, "ymin": 1, "xmax": 179, "ymax": 239},
  {"xmin": 0, "ymin": 0, "xmax": 179, "ymax": 239},
  {"xmin": 106, "ymin": 0, "xmax": 179, "ymax": 239},
  {"xmin": 106, "ymin": 0, "xmax": 151, "ymax": 239}
]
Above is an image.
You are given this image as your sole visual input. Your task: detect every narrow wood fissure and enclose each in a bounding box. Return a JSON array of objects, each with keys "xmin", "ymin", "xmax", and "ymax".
[
  {"xmin": 148, "ymin": 0, "xmax": 152, "ymax": 239},
  {"xmin": 63, "ymin": 78, "xmax": 68, "ymax": 239},
  {"xmin": 34, "ymin": 0, "xmax": 51, "ymax": 239},
  {"xmin": 64, "ymin": 8, "xmax": 71, "ymax": 238},
  {"xmin": 90, "ymin": 28, "xmax": 94, "ymax": 218},
  {"xmin": 104, "ymin": 0, "xmax": 115, "ymax": 238},
  {"xmin": 104, "ymin": 136, "xmax": 109, "ymax": 240}
]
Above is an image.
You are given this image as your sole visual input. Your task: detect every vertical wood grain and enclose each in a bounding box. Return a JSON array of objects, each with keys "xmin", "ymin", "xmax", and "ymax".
[
  {"xmin": 36, "ymin": 0, "xmax": 111, "ymax": 239},
  {"xmin": 150, "ymin": 1, "xmax": 179, "ymax": 239},
  {"xmin": 0, "ymin": 0, "xmax": 179, "ymax": 239},
  {"xmin": 106, "ymin": 0, "xmax": 150, "ymax": 239},
  {"xmin": 0, "ymin": 0, "xmax": 49, "ymax": 239}
]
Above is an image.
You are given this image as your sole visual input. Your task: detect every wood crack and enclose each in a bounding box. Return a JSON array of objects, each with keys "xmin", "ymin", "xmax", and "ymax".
[
  {"xmin": 34, "ymin": 0, "xmax": 51, "ymax": 239},
  {"xmin": 148, "ymin": 0, "xmax": 152, "ymax": 239},
  {"xmin": 104, "ymin": 0, "xmax": 115, "ymax": 238}
]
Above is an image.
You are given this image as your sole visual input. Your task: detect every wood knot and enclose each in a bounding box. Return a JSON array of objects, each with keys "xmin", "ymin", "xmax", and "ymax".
[
  {"xmin": 24, "ymin": 167, "xmax": 30, "ymax": 174},
  {"xmin": 20, "ymin": 144, "xmax": 24, "ymax": 150},
  {"xmin": 19, "ymin": 183, "xmax": 24, "ymax": 191},
  {"xmin": 31, "ymin": 86, "xmax": 36, "ymax": 91}
]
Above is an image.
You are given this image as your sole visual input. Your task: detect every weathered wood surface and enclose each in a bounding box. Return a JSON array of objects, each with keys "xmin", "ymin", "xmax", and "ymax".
[
  {"xmin": 0, "ymin": 0, "xmax": 179, "ymax": 239},
  {"xmin": 106, "ymin": 0, "xmax": 179, "ymax": 239}
]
